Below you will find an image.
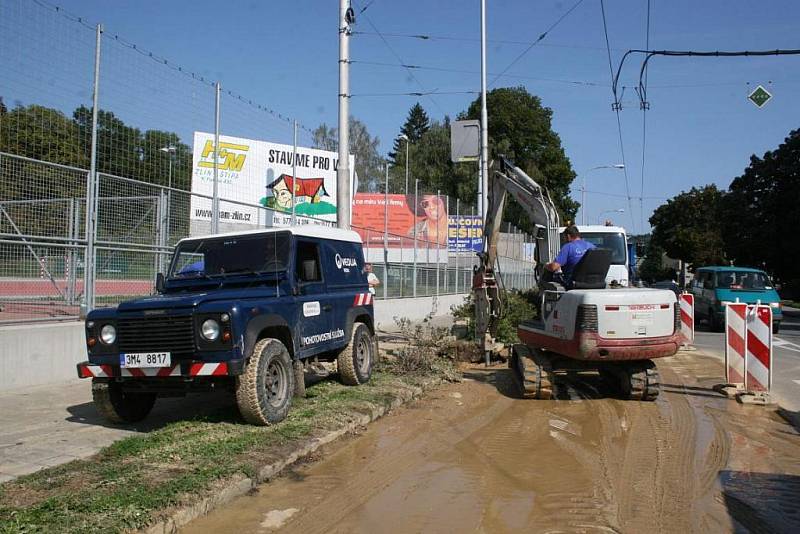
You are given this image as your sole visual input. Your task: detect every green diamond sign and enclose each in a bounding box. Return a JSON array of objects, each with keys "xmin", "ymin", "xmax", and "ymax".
[{"xmin": 748, "ymin": 85, "xmax": 772, "ymax": 108}]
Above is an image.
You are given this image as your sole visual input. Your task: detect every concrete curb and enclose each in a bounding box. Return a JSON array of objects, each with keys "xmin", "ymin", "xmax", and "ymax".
[{"xmin": 141, "ymin": 376, "xmax": 443, "ymax": 534}]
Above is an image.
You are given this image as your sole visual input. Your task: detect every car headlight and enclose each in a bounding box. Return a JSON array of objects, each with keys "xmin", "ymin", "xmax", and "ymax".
[
  {"xmin": 770, "ymin": 302, "xmax": 781, "ymax": 308},
  {"xmin": 719, "ymin": 300, "xmax": 733, "ymax": 307},
  {"xmin": 100, "ymin": 324, "xmax": 116, "ymax": 345},
  {"xmin": 201, "ymin": 319, "xmax": 220, "ymax": 341}
]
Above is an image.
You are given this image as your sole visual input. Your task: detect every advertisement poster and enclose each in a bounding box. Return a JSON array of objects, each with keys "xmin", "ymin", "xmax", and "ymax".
[
  {"xmin": 190, "ymin": 132, "xmax": 354, "ymax": 233},
  {"xmin": 448, "ymin": 214, "xmax": 483, "ymax": 253},
  {"xmin": 352, "ymin": 193, "xmax": 448, "ymax": 263}
]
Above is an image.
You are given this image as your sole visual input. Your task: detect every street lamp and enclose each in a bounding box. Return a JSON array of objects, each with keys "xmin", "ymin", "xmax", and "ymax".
[
  {"xmin": 581, "ymin": 164, "xmax": 624, "ymax": 225},
  {"xmin": 159, "ymin": 145, "xmax": 177, "ymax": 189},
  {"xmin": 398, "ymin": 134, "xmax": 410, "ymax": 196},
  {"xmin": 597, "ymin": 208, "xmax": 625, "ymax": 225}
]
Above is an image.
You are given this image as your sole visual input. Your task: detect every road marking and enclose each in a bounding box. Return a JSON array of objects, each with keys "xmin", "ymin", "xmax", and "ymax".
[{"xmin": 774, "ymin": 337, "xmax": 800, "ymax": 354}]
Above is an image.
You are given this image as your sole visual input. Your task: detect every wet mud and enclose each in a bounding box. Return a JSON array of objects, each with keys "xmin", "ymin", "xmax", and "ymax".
[{"xmin": 182, "ymin": 352, "xmax": 800, "ymax": 533}]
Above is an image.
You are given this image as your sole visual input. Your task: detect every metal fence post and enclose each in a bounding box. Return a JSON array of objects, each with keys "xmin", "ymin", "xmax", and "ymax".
[
  {"xmin": 83, "ymin": 23, "xmax": 102, "ymax": 314},
  {"xmin": 212, "ymin": 81, "xmax": 221, "ymax": 234},
  {"xmin": 291, "ymin": 119, "xmax": 297, "ymax": 226},
  {"xmin": 436, "ymin": 189, "xmax": 440, "ymax": 298},
  {"xmin": 455, "ymin": 199, "xmax": 460, "ymax": 295},
  {"xmin": 383, "ymin": 163, "xmax": 388, "ymax": 301},
  {"xmin": 413, "ymin": 178, "xmax": 418, "ymax": 298}
]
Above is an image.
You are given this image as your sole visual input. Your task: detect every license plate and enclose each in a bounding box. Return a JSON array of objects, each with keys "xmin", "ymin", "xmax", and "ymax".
[{"xmin": 120, "ymin": 352, "xmax": 171, "ymax": 368}]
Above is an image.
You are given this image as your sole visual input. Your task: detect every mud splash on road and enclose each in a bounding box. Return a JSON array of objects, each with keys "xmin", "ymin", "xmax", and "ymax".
[{"xmin": 182, "ymin": 352, "xmax": 800, "ymax": 533}]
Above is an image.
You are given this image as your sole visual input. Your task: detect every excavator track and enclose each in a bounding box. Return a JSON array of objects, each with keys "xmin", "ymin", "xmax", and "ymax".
[
  {"xmin": 510, "ymin": 344, "xmax": 554, "ymax": 400},
  {"xmin": 627, "ymin": 360, "xmax": 660, "ymax": 401}
]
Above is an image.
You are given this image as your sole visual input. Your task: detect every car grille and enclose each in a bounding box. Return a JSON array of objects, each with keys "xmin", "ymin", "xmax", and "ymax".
[{"xmin": 117, "ymin": 315, "xmax": 195, "ymax": 355}]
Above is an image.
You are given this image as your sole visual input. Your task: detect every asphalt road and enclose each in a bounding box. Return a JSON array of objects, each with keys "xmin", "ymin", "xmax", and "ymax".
[{"xmin": 692, "ymin": 306, "xmax": 800, "ymax": 414}]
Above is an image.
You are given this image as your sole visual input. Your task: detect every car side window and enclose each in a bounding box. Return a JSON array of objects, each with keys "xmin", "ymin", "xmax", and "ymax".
[
  {"xmin": 295, "ymin": 241, "xmax": 322, "ymax": 283},
  {"xmin": 702, "ymin": 273, "xmax": 713, "ymax": 289}
]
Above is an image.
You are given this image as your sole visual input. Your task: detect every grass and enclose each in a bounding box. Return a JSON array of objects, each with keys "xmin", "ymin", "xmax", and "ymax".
[{"xmin": 0, "ymin": 359, "xmax": 458, "ymax": 534}]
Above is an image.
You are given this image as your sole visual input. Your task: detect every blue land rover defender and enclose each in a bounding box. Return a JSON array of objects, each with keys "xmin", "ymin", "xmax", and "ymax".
[{"xmin": 77, "ymin": 227, "xmax": 376, "ymax": 425}]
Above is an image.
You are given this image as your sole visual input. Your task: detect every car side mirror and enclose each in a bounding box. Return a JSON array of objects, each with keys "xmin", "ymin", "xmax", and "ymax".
[{"xmin": 155, "ymin": 272, "xmax": 165, "ymax": 293}]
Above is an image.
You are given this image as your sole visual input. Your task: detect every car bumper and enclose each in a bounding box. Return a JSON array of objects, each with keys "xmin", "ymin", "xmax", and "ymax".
[{"xmin": 77, "ymin": 359, "xmax": 244, "ymax": 379}]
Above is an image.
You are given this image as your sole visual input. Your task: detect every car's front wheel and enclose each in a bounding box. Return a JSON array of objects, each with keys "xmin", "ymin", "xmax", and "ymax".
[{"xmin": 236, "ymin": 338, "xmax": 294, "ymax": 425}]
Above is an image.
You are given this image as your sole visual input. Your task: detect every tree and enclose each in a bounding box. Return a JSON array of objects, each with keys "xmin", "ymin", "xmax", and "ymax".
[
  {"xmin": 638, "ymin": 243, "xmax": 676, "ymax": 283},
  {"xmin": 0, "ymin": 96, "xmax": 7, "ymax": 116},
  {"xmin": 462, "ymin": 87, "xmax": 578, "ymax": 232},
  {"xmin": 0, "ymin": 104, "xmax": 87, "ymax": 168},
  {"xmin": 311, "ymin": 118, "xmax": 382, "ymax": 192},
  {"xmin": 388, "ymin": 102, "xmax": 430, "ymax": 163},
  {"xmin": 721, "ymin": 128, "xmax": 800, "ymax": 287},
  {"xmin": 649, "ymin": 185, "xmax": 727, "ymax": 267},
  {"xmin": 390, "ymin": 118, "xmax": 475, "ymax": 200}
]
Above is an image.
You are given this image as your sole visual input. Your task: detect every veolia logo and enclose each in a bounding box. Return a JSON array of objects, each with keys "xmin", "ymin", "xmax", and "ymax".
[{"xmin": 334, "ymin": 253, "xmax": 357, "ymax": 270}]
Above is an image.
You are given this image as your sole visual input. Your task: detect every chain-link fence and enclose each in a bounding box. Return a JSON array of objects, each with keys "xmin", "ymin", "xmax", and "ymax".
[{"xmin": 0, "ymin": 0, "xmax": 537, "ymax": 323}]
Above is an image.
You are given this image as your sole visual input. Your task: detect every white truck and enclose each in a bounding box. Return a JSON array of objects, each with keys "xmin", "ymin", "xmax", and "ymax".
[{"xmin": 564, "ymin": 225, "xmax": 630, "ymax": 287}]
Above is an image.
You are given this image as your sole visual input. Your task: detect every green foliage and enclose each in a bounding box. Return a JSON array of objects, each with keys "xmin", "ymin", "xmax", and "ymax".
[
  {"xmin": 311, "ymin": 117, "xmax": 383, "ymax": 193},
  {"xmin": 389, "ymin": 119, "xmax": 475, "ymax": 199},
  {"xmin": 0, "ymin": 105, "xmax": 87, "ymax": 167},
  {"xmin": 721, "ymin": 128, "xmax": 800, "ymax": 285},
  {"xmin": 462, "ymin": 87, "xmax": 579, "ymax": 229},
  {"xmin": 638, "ymin": 243, "xmax": 676, "ymax": 283},
  {"xmin": 649, "ymin": 185, "xmax": 727, "ymax": 267},
  {"xmin": 388, "ymin": 102, "xmax": 430, "ymax": 163},
  {"xmin": 451, "ymin": 289, "xmax": 538, "ymax": 344}
]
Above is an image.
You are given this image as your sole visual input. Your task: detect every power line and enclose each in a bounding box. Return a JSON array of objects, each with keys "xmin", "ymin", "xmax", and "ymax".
[
  {"xmin": 351, "ymin": 1, "xmax": 446, "ymax": 115},
  {"xmin": 600, "ymin": 0, "xmax": 636, "ymax": 233},
  {"xmin": 489, "ymin": 0, "xmax": 587, "ymax": 88},
  {"xmin": 352, "ymin": 30, "xmax": 627, "ymax": 53},
  {"xmin": 350, "ymin": 59, "xmax": 607, "ymax": 87},
  {"xmin": 350, "ymin": 91, "xmax": 478, "ymax": 97}
]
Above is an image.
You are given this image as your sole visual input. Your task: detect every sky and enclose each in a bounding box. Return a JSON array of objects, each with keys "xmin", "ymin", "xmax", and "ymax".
[{"xmin": 4, "ymin": 0, "xmax": 800, "ymax": 234}]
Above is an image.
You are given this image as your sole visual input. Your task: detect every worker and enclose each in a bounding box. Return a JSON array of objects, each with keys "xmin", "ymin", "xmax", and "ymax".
[
  {"xmin": 545, "ymin": 225, "xmax": 595, "ymax": 288},
  {"xmin": 365, "ymin": 263, "xmax": 380, "ymax": 295}
]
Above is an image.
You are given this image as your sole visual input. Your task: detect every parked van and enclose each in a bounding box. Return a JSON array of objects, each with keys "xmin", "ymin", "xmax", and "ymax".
[{"xmin": 689, "ymin": 266, "xmax": 782, "ymax": 333}]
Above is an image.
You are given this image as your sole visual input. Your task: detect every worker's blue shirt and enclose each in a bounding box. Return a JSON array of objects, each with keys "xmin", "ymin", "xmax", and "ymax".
[{"xmin": 554, "ymin": 239, "xmax": 595, "ymax": 283}]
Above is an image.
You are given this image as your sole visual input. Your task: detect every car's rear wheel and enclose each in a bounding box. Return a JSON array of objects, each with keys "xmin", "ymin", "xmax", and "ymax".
[{"xmin": 337, "ymin": 322, "xmax": 374, "ymax": 385}]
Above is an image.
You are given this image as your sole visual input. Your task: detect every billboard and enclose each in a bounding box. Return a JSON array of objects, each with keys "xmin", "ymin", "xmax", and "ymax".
[
  {"xmin": 352, "ymin": 193, "xmax": 448, "ymax": 263},
  {"xmin": 190, "ymin": 132, "xmax": 355, "ymax": 233},
  {"xmin": 448, "ymin": 214, "xmax": 483, "ymax": 253}
]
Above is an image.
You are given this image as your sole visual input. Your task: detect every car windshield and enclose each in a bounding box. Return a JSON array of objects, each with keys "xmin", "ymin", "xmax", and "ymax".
[
  {"xmin": 579, "ymin": 232, "xmax": 627, "ymax": 265},
  {"xmin": 169, "ymin": 232, "xmax": 291, "ymax": 279},
  {"xmin": 715, "ymin": 270, "xmax": 772, "ymax": 290}
]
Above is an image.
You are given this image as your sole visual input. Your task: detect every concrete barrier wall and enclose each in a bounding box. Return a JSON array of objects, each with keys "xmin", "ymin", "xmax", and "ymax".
[
  {"xmin": 0, "ymin": 321, "xmax": 86, "ymax": 391},
  {"xmin": 0, "ymin": 293, "xmax": 470, "ymax": 391}
]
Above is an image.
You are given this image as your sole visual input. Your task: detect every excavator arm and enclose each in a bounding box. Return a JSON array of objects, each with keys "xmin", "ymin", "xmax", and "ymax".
[{"xmin": 473, "ymin": 157, "xmax": 562, "ymax": 358}]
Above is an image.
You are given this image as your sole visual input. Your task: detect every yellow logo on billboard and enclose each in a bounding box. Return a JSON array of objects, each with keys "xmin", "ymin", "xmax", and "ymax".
[{"xmin": 198, "ymin": 140, "xmax": 249, "ymax": 171}]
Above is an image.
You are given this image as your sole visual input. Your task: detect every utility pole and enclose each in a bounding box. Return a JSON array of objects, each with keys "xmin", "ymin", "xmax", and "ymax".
[
  {"xmin": 337, "ymin": 0, "xmax": 354, "ymax": 229},
  {"xmin": 479, "ymin": 0, "xmax": 489, "ymax": 224}
]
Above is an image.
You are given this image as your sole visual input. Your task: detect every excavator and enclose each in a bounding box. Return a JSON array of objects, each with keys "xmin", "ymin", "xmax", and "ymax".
[{"xmin": 473, "ymin": 157, "xmax": 682, "ymax": 400}]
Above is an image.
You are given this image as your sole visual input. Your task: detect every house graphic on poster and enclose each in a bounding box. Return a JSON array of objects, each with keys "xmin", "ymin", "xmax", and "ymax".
[{"xmin": 260, "ymin": 174, "xmax": 337, "ymax": 216}]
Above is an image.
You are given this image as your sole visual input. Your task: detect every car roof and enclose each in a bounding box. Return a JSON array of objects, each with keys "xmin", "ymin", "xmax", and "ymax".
[
  {"xmin": 176, "ymin": 226, "xmax": 363, "ymax": 245},
  {"xmin": 695, "ymin": 266, "xmax": 765, "ymax": 273}
]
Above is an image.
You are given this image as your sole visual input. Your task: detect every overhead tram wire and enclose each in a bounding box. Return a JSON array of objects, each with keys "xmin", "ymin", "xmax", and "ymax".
[
  {"xmin": 639, "ymin": 0, "xmax": 652, "ymax": 232},
  {"xmin": 350, "ymin": 59, "xmax": 607, "ymax": 87},
  {"xmin": 351, "ymin": 0, "xmax": 446, "ymax": 115},
  {"xmin": 350, "ymin": 91, "xmax": 479, "ymax": 98},
  {"xmin": 488, "ymin": 0, "xmax": 587, "ymax": 88},
  {"xmin": 612, "ymin": 48, "xmax": 800, "ymax": 109},
  {"xmin": 600, "ymin": 0, "xmax": 636, "ymax": 233}
]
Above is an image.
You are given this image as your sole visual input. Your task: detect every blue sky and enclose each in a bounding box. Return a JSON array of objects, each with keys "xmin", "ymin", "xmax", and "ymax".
[{"xmin": 6, "ymin": 0, "xmax": 800, "ymax": 233}]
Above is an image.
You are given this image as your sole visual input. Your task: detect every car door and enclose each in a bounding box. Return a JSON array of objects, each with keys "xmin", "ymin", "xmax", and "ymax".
[{"xmin": 294, "ymin": 239, "xmax": 332, "ymax": 358}]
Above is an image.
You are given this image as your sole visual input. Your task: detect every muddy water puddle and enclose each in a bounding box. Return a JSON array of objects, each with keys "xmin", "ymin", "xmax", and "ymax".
[{"xmin": 182, "ymin": 353, "xmax": 800, "ymax": 533}]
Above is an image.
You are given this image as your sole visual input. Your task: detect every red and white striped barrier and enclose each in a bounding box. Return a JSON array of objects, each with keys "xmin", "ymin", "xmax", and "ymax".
[
  {"xmin": 745, "ymin": 305, "xmax": 772, "ymax": 392},
  {"xmin": 679, "ymin": 293, "xmax": 694, "ymax": 344},
  {"xmin": 121, "ymin": 365, "xmax": 182, "ymax": 378},
  {"xmin": 724, "ymin": 302, "xmax": 747, "ymax": 385}
]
